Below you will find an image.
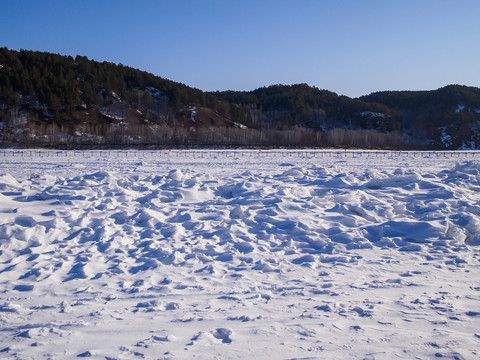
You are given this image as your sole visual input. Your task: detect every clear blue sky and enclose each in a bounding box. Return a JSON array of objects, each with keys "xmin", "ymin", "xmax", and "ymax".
[{"xmin": 1, "ymin": 0, "xmax": 479, "ymax": 97}]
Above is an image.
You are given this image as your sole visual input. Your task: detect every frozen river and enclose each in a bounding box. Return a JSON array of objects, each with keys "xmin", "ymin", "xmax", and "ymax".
[{"xmin": 0, "ymin": 149, "xmax": 479, "ymax": 359}]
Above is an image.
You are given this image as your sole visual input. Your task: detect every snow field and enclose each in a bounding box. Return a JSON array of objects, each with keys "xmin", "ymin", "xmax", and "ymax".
[{"xmin": 0, "ymin": 150, "xmax": 479, "ymax": 359}]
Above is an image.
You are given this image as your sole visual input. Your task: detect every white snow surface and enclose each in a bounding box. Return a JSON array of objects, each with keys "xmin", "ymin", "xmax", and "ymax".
[
  {"xmin": 0, "ymin": 149, "xmax": 480, "ymax": 359},
  {"xmin": 360, "ymin": 111, "xmax": 386, "ymax": 118},
  {"xmin": 439, "ymin": 127, "xmax": 453, "ymax": 148}
]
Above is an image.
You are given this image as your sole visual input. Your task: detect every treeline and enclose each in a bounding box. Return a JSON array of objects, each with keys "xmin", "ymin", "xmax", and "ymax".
[
  {"xmin": 2, "ymin": 121, "xmax": 405, "ymax": 149},
  {"xmin": 0, "ymin": 47, "xmax": 215, "ymax": 116},
  {"xmin": 0, "ymin": 48, "xmax": 398, "ymax": 130},
  {"xmin": 360, "ymin": 85, "xmax": 480, "ymax": 148},
  {"xmin": 1, "ymin": 47, "xmax": 479, "ymax": 149},
  {"xmin": 214, "ymin": 84, "xmax": 401, "ymax": 131}
]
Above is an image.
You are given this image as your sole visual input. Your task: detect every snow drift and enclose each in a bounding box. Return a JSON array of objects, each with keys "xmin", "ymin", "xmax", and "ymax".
[{"xmin": 0, "ymin": 150, "xmax": 479, "ymax": 359}]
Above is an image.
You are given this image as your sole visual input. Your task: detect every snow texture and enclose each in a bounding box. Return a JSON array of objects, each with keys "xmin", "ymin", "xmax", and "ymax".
[
  {"xmin": 439, "ymin": 127, "xmax": 453, "ymax": 147},
  {"xmin": 0, "ymin": 149, "xmax": 479, "ymax": 359},
  {"xmin": 360, "ymin": 111, "xmax": 386, "ymax": 118}
]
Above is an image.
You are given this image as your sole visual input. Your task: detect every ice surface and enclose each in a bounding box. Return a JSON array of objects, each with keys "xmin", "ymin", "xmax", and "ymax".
[{"xmin": 0, "ymin": 149, "xmax": 479, "ymax": 359}]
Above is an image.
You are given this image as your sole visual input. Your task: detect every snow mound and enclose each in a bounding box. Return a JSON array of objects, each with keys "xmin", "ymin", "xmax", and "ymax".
[
  {"xmin": 282, "ymin": 167, "xmax": 308, "ymax": 177},
  {"xmin": 168, "ymin": 169, "xmax": 183, "ymax": 180}
]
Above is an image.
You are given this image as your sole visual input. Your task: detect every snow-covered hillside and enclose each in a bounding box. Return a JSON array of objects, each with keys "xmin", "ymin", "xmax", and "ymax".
[{"xmin": 0, "ymin": 150, "xmax": 479, "ymax": 359}]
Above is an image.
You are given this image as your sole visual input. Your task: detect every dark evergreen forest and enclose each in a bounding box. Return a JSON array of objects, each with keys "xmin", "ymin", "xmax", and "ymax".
[{"xmin": 1, "ymin": 48, "xmax": 479, "ymax": 149}]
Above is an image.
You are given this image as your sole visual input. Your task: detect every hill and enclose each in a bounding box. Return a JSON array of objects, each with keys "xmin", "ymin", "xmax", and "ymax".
[
  {"xmin": 360, "ymin": 85, "xmax": 480, "ymax": 149},
  {"xmin": 1, "ymin": 48, "xmax": 479, "ymax": 149}
]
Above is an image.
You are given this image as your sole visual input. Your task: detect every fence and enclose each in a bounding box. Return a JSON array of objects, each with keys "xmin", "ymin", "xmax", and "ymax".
[{"xmin": 1, "ymin": 149, "xmax": 479, "ymax": 160}]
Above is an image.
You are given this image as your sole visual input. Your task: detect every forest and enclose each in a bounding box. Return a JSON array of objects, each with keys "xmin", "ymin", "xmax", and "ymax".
[{"xmin": 1, "ymin": 47, "xmax": 480, "ymax": 149}]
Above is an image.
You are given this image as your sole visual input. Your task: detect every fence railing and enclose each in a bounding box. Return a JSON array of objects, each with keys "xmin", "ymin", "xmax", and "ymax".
[{"xmin": 1, "ymin": 149, "xmax": 479, "ymax": 160}]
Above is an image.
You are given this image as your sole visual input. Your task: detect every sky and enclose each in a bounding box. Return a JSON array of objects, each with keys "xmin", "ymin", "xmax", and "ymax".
[{"xmin": 1, "ymin": 0, "xmax": 479, "ymax": 97}]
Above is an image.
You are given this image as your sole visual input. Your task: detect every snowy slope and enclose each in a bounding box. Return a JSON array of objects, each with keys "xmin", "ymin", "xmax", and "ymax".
[{"xmin": 0, "ymin": 150, "xmax": 479, "ymax": 359}]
